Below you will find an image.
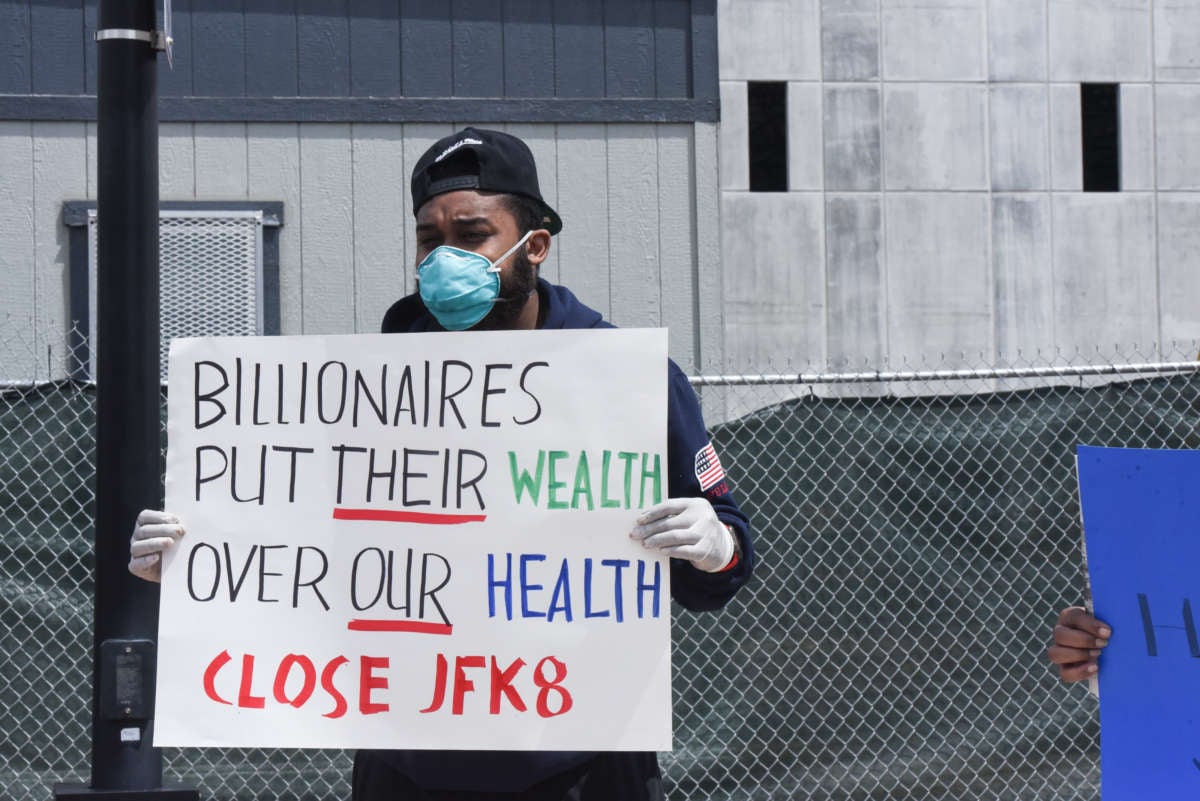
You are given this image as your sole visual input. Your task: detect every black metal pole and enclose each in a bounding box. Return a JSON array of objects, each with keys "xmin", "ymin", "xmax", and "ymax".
[
  {"xmin": 54, "ymin": 1, "xmax": 196, "ymax": 798},
  {"xmin": 91, "ymin": 0, "xmax": 163, "ymax": 786}
]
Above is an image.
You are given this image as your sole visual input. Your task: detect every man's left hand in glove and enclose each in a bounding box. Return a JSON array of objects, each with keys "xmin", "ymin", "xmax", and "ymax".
[{"xmin": 629, "ymin": 497, "xmax": 738, "ymax": 573}]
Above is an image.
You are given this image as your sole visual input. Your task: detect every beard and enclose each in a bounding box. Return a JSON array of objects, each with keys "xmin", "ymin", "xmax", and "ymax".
[{"xmin": 470, "ymin": 248, "xmax": 538, "ymax": 331}]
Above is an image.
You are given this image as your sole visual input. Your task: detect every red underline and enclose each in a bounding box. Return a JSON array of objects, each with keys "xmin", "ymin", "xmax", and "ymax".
[
  {"xmin": 347, "ymin": 619, "xmax": 454, "ymax": 635},
  {"xmin": 332, "ymin": 507, "xmax": 487, "ymax": 525}
]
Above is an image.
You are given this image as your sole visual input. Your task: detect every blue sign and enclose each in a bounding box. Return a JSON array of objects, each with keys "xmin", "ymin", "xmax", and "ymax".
[{"xmin": 1078, "ymin": 445, "xmax": 1200, "ymax": 800}]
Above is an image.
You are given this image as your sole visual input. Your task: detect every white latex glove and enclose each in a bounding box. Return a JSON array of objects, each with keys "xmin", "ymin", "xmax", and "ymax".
[
  {"xmin": 128, "ymin": 509, "xmax": 185, "ymax": 583},
  {"xmin": 630, "ymin": 497, "xmax": 736, "ymax": 573}
]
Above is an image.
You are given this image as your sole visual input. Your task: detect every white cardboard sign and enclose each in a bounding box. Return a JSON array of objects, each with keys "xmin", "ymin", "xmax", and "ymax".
[{"xmin": 155, "ymin": 329, "xmax": 671, "ymax": 751}]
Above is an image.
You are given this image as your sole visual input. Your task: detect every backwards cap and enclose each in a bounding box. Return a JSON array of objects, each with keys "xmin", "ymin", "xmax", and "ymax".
[{"xmin": 410, "ymin": 127, "xmax": 562, "ymax": 235}]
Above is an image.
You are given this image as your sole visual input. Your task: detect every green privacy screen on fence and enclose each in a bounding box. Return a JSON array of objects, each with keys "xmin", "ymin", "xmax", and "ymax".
[{"xmin": 3, "ymin": 367, "xmax": 1199, "ymax": 800}]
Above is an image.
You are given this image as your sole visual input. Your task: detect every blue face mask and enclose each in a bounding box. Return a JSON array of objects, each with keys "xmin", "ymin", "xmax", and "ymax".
[{"xmin": 416, "ymin": 230, "xmax": 534, "ymax": 330}]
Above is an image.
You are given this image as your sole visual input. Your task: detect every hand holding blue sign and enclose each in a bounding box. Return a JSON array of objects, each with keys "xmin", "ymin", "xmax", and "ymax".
[
  {"xmin": 1048, "ymin": 605, "xmax": 1111, "ymax": 683},
  {"xmin": 1074, "ymin": 446, "xmax": 1200, "ymax": 799}
]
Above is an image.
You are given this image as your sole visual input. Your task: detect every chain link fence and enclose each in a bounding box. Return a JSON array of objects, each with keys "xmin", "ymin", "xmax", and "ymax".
[{"xmin": 4, "ymin": 319, "xmax": 1199, "ymax": 800}]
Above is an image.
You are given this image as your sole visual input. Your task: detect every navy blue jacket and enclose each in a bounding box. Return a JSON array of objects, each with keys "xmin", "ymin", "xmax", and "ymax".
[{"xmin": 362, "ymin": 279, "xmax": 754, "ymax": 792}]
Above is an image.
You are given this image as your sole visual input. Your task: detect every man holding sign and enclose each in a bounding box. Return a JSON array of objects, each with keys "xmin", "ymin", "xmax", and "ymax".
[{"xmin": 129, "ymin": 128, "xmax": 753, "ymax": 801}]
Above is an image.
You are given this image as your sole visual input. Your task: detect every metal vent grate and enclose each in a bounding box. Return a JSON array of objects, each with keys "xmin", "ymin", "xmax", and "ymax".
[{"xmin": 85, "ymin": 210, "xmax": 265, "ymax": 381}]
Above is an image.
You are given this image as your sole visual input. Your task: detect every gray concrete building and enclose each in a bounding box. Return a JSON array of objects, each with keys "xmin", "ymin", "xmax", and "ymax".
[{"xmin": 719, "ymin": 0, "xmax": 1200, "ymax": 373}]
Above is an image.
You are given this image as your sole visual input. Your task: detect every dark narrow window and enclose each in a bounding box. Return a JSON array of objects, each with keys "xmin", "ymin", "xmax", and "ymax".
[
  {"xmin": 748, "ymin": 81, "xmax": 788, "ymax": 192},
  {"xmin": 1081, "ymin": 83, "xmax": 1120, "ymax": 191}
]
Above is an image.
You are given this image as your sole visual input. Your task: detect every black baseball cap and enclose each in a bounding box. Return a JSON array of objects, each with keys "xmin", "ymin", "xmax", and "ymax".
[{"xmin": 410, "ymin": 127, "xmax": 563, "ymax": 235}]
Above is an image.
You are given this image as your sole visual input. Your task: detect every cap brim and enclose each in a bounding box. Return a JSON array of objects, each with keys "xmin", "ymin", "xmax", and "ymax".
[{"xmin": 541, "ymin": 204, "xmax": 563, "ymax": 236}]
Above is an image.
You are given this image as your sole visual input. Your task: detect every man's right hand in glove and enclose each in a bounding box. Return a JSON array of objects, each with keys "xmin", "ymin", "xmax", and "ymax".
[{"xmin": 128, "ymin": 509, "xmax": 185, "ymax": 583}]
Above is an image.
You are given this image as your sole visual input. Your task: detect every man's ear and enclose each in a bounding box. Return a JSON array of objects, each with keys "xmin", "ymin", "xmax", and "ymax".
[{"xmin": 525, "ymin": 229, "xmax": 552, "ymax": 266}]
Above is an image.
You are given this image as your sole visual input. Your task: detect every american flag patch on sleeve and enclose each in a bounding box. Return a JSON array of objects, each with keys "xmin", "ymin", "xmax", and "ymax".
[{"xmin": 694, "ymin": 442, "xmax": 726, "ymax": 492}]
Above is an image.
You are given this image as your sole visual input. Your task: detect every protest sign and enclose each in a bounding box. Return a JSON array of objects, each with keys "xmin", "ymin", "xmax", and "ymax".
[
  {"xmin": 154, "ymin": 329, "xmax": 671, "ymax": 751},
  {"xmin": 1078, "ymin": 445, "xmax": 1200, "ymax": 799}
]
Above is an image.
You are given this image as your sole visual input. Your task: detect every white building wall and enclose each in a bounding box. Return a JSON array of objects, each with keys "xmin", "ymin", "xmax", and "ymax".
[
  {"xmin": 718, "ymin": 0, "xmax": 1200, "ymax": 374},
  {"xmin": 0, "ymin": 122, "xmax": 722, "ymax": 380}
]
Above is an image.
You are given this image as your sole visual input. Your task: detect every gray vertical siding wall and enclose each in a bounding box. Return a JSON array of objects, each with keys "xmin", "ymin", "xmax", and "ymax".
[
  {"xmin": 2, "ymin": 0, "xmax": 715, "ymax": 107},
  {"xmin": 718, "ymin": 0, "xmax": 1200, "ymax": 377},
  {"xmin": 0, "ymin": 121, "xmax": 89, "ymax": 379},
  {"xmin": 0, "ymin": 121, "xmax": 720, "ymax": 379}
]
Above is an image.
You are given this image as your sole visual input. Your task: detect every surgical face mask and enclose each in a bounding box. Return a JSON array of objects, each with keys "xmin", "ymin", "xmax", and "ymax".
[{"xmin": 416, "ymin": 230, "xmax": 534, "ymax": 331}]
